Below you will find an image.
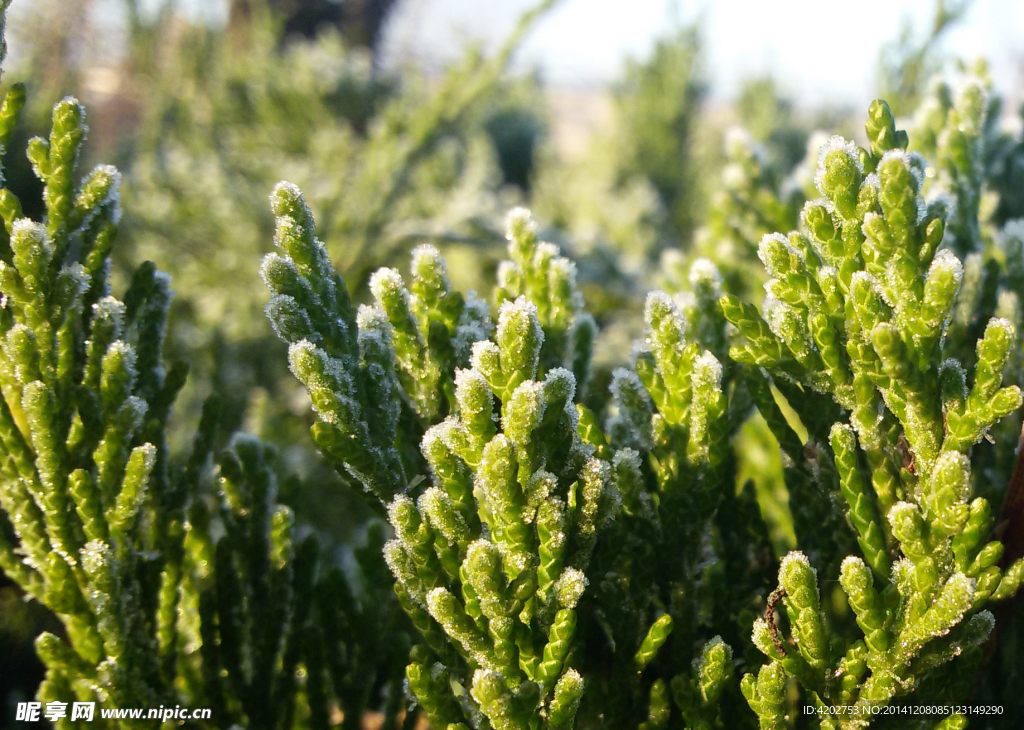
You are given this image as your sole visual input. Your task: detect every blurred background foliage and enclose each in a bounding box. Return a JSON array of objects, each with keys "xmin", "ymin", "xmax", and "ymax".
[{"xmin": 3, "ymin": 0, "xmax": 1023, "ymax": 724}]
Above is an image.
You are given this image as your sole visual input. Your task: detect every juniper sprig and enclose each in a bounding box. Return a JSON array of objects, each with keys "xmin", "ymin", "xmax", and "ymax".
[
  {"xmin": 573, "ymin": 257, "xmax": 771, "ymax": 728},
  {"xmin": 723, "ymin": 99, "xmax": 1024, "ymax": 727},
  {"xmin": 0, "ymin": 12, "xmax": 407, "ymax": 722},
  {"xmin": 687, "ymin": 127, "xmax": 801, "ymax": 300},
  {"xmin": 265, "ymin": 196, "xmax": 617, "ymax": 729}
]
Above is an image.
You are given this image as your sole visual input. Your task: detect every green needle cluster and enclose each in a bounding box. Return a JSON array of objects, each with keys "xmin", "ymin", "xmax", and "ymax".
[
  {"xmin": 0, "ymin": 8, "xmax": 409, "ymax": 724},
  {"xmin": 722, "ymin": 99, "xmax": 1024, "ymax": 728},
  {"xmin": 9, "ymin": 0, "xmax": 1024, "ymax": 722},
  {"xmin": 687, "ymin": 128, "xmax": 801, "ymax": 300},
  {"xmin": 265, "ymin": 197, "xmax": 617, "ymax": 729},
  {"xmin": 578, "ymin": 257, "xmax": 770, "ymax": 728}
]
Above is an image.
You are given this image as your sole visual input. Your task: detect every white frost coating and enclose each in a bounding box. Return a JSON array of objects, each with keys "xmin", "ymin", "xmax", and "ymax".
[
  {"xmin": 505, "ymin": 206, "xmax": 536, "ymax": 238},
  {"xmin": 613, "ymin": 447, "xmax": 642, "ymax": 472},
  {"xmin": 58, "ymin": 262, "xmax": 91, "ymax": 295},
  {"xmin": 496, "ymin": 296, "xmax": 544, "ymax": 370},
  {"xmin": 11, "ymin": 218, "xmax": 54, "ymax": 258},
  {"xmin": 760, "ymin": 294, "xmax": 782, "ymax": 320},
  {"xmin": 124, "ymin": 396, "xmax": 149, "ymax": 433},
  {"xmin": 93, "ymin": 295, "xmax": 127, "ymax": 329},
  {"xmin": 878, "ymin": 148, "xmax": 924, "ymax": 192},
  {"xmin": 287, "ymin": 340, "xmax": 347, "ymax": 418},
  {"xmin": 429, "ymin": 662, "xmax": 448, "ymax": 683},
  {"xmin": 266, "ymin": 295, "xmax": 314, "ymax": 342},
  {"xmin": 829, "ymin": 422, "xmax": 856, "ymax": 447},
  {"xmin": 454, "ymin": 367, "xmax": 493, "ymax": 408},
  {"xmin": 757, "ymin": 233, "xmax": 791, "ymax": 278},
  {"xmin": 779, "ymin": 550, "xmax": 816, "ymax": 578},
  {"xmin": 933, "ymin": 451, "xmax": 972, "ymax": 502},
  {"xmin": 693, "ymin": 635, "xmax": 730, "ymax": 672},
  {"xmin": 890, "ymin": 556, "xmax": 913, "ymax": 584},
  {"xmin": 428, "ymin": 417, "xmax": 462, "ymax": 455},
  {"xmin": 814, "ymin": 135, "xmax": 863, "ymax": 196},
  {"xmin": 692, "ymin": 351, "xmax": 723, "ymax": 390},
  {"xmin": 887, "ymin": 501, "xmax": 921, "ymax": 535},
  {"xmin": 609, "ymin": 367, "xmax": 651, "ymax": 406},
  {"xmin": 536, "ymin": 241, "xmax": 561, "ymax": 262},
  {"xmin": 607, "ymin": 368, "xmax": 654, "ymax": 452},
  {"xmin": 765, "ymin": 301, "xmax": 803, "ymax": 344},
  {"xmin": 105, "ymin": 340, "xmax": 139, "ymax": 375},
  {"xmin": 419, "ymin": 487, "xmax": 468, "ymax": 543},
  {"xmin": 462, "ymin": 290, "xmax": 492, "ymax": 324},
  {"xmin": 134, "ymin": 441, "xmax": 158, "ymax": 471},
  {"xmin": 259, "ymin": 252, "xmax": 301, "ymax": 289},
  {"xmin": 464, "ymin": 538, "xmax": 497, "ymax": 566},
  {"xmin": 497, "ymin": 294, "xmax": 541, "ymax": 330},
  {"xmin": 555, "ymin": 568, "xmax": 589, "ymax": 609},
  {"xmin": 849, "ymin": 271, "xmax": 885, "ymax": 305},
  {"xmin": 644, "ymin": 290, "xmax": 675, "ymax": 321},
  {"xmin": 939, "ymin": 359, "xmax": 968, "ymax": 400},
  {"xmin": 550, "ymin": 256, "xmax": 584, "ymax": 310},
  {"xmin": 290, "ymin": 337, "xmax": 325, "ymax": 387},
  {"xmin": 555, "ymin": 667, "xmax": 584, "ymax": 694},
  {"xmin": 931, "ymin": 190, "xmax": 957, "ymax": 225},
  {"xmin": 502, "ymin": 380, "xmax": 546, "ymax": 442},
  {"xmin": 454, "ymin": 291, "xmax": 495, "ymax": 362},
  {"xmin": 410, "ymin": 243, "xmax": 449, "ymax": 281},
  {"xmin": 368, "ymin": 267, "xmax": 407, "ymax": 307},
  {"xmin": 420, "ymin": 423, "xmax": 444, "ymax": 458},
  {"xmin": 689, "ymin": 258, "xmax": 723, "ymax": 294},
  {"xmin": 816, "ymin": 265, "xmax": 839, "ymax": 294},
  {"xmin": 495, "ymin": 260, "xmax": 517, "ymax": 290},
  {"xmin": 356, "ymin": 303, "xmax": 390, "ymax": 335},
  {"xmin": 644, "ymin": 291, "xmax": 685, "ymax": 351},
  {"xmin": 152, "ymin": 269, "xmax": 172, "ymax": 292},
  {"xmin": 928, "ymin": 249, "xmax": 964, "ymax": 284},
  {"xmin": 86, "ymin": 165, "xmax": 123, "ymax": 223},
  {"xmin": 271, "ymin": 180, "xmax": 304, "ymax": 205},
  {"xmin": 987, "ymin": 316, "xmax": 1016, "ymax": 341},
  {"xmin": 921, "ymin": 573, "xmax": 975, "ymax": 638},
  {"xmin": 841, "ymin": 554, "xmax": 869, "ymax": 574},
  {"xmin": 383, "ymin": 540, "xmax": 421, "ymax": 604},
  {"xmin": 386, "ymin": 494, "xmax": 416, "ymax": 533},
  {"xmin": 750, "ymin": 617, "xmax": 774, "ymax": 654},
  {"xmin": 544, "ymin": 367, "xmax": 577, "ymax": 405},
  {"xmin": 80, "ymin": 538, "xmax": 112, "ymax": 581},
  {"xmin": 971, "ymin": 610, "xmax": 996, "ymax": 638},
  {"xmin": 525, "ymin": 470, "xmax": 556, "ymax": 520}
]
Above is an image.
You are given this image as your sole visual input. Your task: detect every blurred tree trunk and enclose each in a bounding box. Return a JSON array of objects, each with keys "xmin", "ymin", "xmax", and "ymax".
[
  {"xmin": 228, "ymin": 0, "xmax": 255, "ymax": 50},
  {"xmin": 228, "ymin": 0, "xmax": 397, "ymax": 58},
  {"xmin": 337, "ymin": 0, "xmax": 397, "ymax": 53}
]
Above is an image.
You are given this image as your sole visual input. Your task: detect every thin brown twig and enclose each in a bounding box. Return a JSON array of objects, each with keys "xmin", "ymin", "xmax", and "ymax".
[{"xmin": 765, "ymin": 587, "xmax": 788, "ymax": 657}]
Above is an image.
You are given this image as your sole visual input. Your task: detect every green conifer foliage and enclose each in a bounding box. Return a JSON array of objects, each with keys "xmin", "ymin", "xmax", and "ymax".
[
  {"xmin": 722, "ymin": 99, "xmax": 1024, "ymax": 726},
  {"xmin": 267, "ymin": 107, "xmax": 1024, "ymax": 725},
  {"xmin": 11, "ymin": 0, "xmax": 1024, "ymax": 726},
  {"xmin": 266, "ymin": 186, "xmax": 771, "ymax": 727},
  {"xmin": 265, "ymin": 193, "xmax": 621, "ymax": 729},
  {"xmin": 575, "ymin": 258, "xmax": 771, "ymax": 728},
  {"xmin": 684, "ymin": 128, "xmax": 801, "ymax": 300},
  {"xmin": 0, "ymin": 9, "xmax": 409, "ymax": 723}
]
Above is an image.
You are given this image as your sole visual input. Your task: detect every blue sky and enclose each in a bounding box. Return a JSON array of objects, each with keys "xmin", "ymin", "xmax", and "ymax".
[{"xmin": 381, "ymin": 0, "xmax": 1024, "ymax": 109}]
